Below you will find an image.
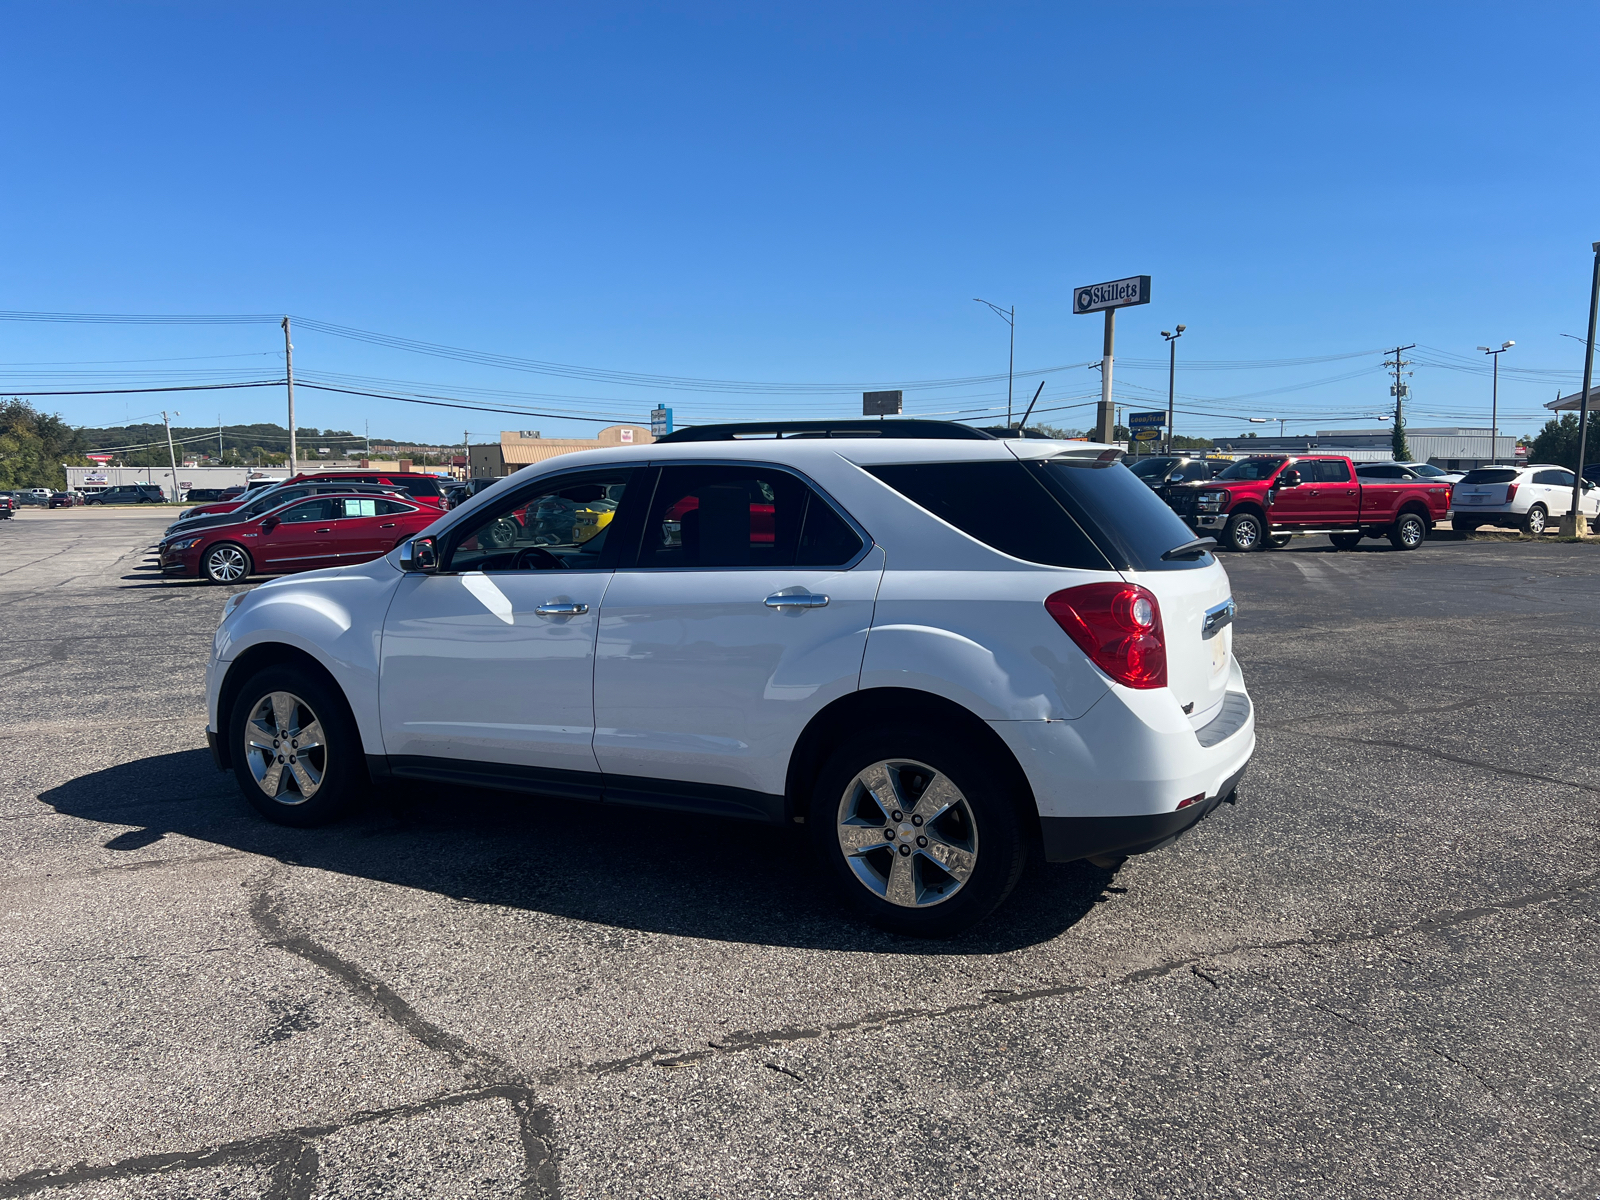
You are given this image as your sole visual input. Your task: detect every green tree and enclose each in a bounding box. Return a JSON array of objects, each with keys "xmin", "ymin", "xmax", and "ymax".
[
  {"xmin": 0, "ymin": 399, "xmax": 90, "ymax": 489},
  {"xmin": 1529, "ymin": 413, "xmax": 1588, "ymax": 469},
  {"xmin": 1391, "ymin": 414, "xmax": 1411, "ymax": 462}
]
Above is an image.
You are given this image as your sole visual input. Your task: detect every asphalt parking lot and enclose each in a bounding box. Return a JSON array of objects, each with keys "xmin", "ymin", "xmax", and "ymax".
[{"xmin": 1, "ymin": 507, "xmax": 1596, "ymax": 1199}]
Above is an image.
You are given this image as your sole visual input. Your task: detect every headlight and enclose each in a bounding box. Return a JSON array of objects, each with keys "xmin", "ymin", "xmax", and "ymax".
[
  {"xmin": 167, "ymin": 536, "xmax": 203, "ymax": 551},
  {"xmin": 1197, "ymin": 491, "xmax": 1226, "ymax": 512}
]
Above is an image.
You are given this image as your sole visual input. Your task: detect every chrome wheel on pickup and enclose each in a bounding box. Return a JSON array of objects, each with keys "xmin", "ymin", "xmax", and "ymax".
[
  {"xmin": 1222, "ymin": 512, "xmax": 1263, "ymax": 552},
  {"xmin": 1388, "ymin": 511, "xmax": 1427, "ymax": 550}
]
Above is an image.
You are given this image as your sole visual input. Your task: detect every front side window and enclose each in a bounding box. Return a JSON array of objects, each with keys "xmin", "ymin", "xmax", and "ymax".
[
  {"xmin": 1215, "ymin": 457, "xmax": 1286, "ymax": 482},
  {"xmin": 447, "ymin": 471, "xmax": 632, "ymax": 572},
  {"xmin": 635, "ymin": 465, "xmax": 863, "ymax": 569},
  {"xmin": 276, "ymin": 498, "xmax": 333, "ymax": 523}
]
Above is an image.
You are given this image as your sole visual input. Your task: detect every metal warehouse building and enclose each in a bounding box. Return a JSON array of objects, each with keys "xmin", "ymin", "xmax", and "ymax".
[{"xmin": 1210, "ymin": 427, "xmax": 1519, "ymax": 469}]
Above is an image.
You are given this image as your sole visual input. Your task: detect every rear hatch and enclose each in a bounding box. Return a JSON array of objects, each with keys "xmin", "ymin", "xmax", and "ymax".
[
  {"xmin": 1453, "ymin": 467, "xmax": 1520, "ymax": 506},
  {"xmin": 1015, "ymin": 446, "xmax": 1235, "ymax": 725}
]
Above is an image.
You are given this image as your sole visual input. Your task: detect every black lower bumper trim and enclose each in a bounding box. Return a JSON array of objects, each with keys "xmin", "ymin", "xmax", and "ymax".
[{"xmin": 1039, "ymin": 763, "xmax": 1247, "ymax": 863}]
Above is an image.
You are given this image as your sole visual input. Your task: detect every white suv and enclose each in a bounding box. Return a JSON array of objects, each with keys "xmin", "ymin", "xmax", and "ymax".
[
  {"xmin": 204, "ymin": 421, "xmax": 1254, "ymax": 935},
  {"xmin": 1450, "ymin": 463, "xmax": 1599, "ymax": 534}
]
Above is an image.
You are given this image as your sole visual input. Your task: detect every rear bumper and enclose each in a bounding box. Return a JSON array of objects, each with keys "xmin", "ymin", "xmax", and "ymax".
[{"xmin": 1040, "ymin": 762, "xmax": 1246, "ymax": 863}]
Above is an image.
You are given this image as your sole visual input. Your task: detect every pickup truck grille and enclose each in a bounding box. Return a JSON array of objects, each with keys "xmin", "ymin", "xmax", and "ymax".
[{"xmin": 1166, "ymin": 490, "xmax": 1199, "ymax": 516}]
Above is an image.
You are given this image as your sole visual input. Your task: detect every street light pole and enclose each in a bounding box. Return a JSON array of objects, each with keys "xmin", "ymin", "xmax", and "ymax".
[
  {"xmin": 1564, "ymin": 242, "xmax": 1600, "ymax": 536},
  {"xmin": 1476, "ymin": 341, "xmax": 1514, "ymax": 466},
  {"xmin": 1160, "ymin": 325, "xmax": 1185, "ymax": 453},
  {"xmin": 974, "ymin": 299, "xmax": 1016, "ymax": 427}
]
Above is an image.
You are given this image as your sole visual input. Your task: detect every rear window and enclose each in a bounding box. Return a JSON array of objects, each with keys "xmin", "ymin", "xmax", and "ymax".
[
  {"xmin": 391, "ymin": 476, "xmax": 442, "ymax": 499},
  {"xmin": 1461, "ymin": 468, "xmax": 1518, "ymax": 484},
  {"xmin": 869, "ymin": 459, "xmax": 1207, "ymax": 571}
]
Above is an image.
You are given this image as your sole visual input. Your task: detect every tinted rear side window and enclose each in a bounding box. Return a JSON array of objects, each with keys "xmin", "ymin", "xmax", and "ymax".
[
  {"xmin": 1031, "ymin": 459, "xmax": 1212, "ymax": 571},
  {"xmin": 867, "ymin": 462, "xmax": 1112, "ymax": 571},
  {"xmin": 1461, "ymin": 468, "xmax": 1518, "ymax": 484},
  {"xmin": 393, "ymin": 477, "xmax": 443, "ymax": 499}
]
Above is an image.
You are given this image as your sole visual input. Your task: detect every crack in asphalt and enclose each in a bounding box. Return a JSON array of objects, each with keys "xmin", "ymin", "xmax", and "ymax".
[
  {"xmin": 1260, "ymin": 726, "xmax": 1600, "ymax": 795},
  {"xmin": 0, "ymin": 1084, "xmax": 556, "ymax": 1200},
  {"xmin": 540, "ymin": 868, "xmax": 1600, "ymax": 1086}
]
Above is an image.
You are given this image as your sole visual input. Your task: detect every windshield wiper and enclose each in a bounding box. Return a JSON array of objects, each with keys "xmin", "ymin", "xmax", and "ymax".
[{"xmin": 1161, "ymin": 537, "xmax": 1217, "ymax": 561}]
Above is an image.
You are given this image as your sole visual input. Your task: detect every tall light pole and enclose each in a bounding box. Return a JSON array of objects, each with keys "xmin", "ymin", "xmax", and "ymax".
[
  {"xmin": 1475, "ymin": 341, "xmax": 1514, "ymax": 466},
  {"xmin": 161, "ymin": 410, "xmax": 181, "ymax": 502},
  {"xmin": 1564, "ymin": 241, "xmax": 1600, "ymax": 537},
  {"xmin": 974, "ymin": 299, "xmax": 1015, "ymax": 427},
  {"xmin": 1248, "ymin": 416, "xmax": 1287, "ymax": 438},
  {"xmin": 1160, "ymin": 325, "xmax": 1185, "ymax": 453}
]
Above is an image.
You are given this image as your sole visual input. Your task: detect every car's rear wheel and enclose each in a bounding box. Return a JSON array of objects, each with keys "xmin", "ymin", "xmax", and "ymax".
[
  {"xmin": 1523, "ymin": 504, "xmax": 1548, "ymax": 535},
  {"xmin": 203, "ymin": 543, "xmax": 252, "ymax": 584},
  {"xmin": 229, "ymin": 665, "xmax": 364, "ymax": 826},
  {"xmin": 1222, "ymin": 512, "xmax": 1263, "ymax": 552},
  {"xmin": 1388, "ymin": 511, "xmax": 1427, "ymax": 550},
  {"xmin": 810, "ymin": 726, "xmax": 1027, "ymax": 937},
  {"xmin": 1329, "ymin": 533, "xmax": 1362, "ymax": 550}
]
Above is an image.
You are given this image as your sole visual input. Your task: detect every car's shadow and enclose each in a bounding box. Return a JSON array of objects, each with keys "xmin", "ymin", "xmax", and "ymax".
[{"xmin": 41, "ymin": 749, "xmax": 1115, "ymax": 955}]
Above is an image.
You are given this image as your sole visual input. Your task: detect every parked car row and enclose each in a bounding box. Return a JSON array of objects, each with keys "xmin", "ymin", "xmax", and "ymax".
[{"xmin": 0, "ymin": 489, "xmax": 87, "ymax": 512}]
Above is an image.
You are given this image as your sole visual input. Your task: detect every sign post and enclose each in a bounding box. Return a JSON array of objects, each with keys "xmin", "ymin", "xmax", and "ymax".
[
  {"xmin": 1127, "ymin": 411, "xmax": 1166, "ymax": 458},
  {"xmin": 1074, "ymin": 275, "xmax": 1151, "ymax": 445}
]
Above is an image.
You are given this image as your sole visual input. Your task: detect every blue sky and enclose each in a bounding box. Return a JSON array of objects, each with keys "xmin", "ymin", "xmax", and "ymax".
[{"xmin": 2, "ymin": 2, "xmax": 1597, "ymax": 446}]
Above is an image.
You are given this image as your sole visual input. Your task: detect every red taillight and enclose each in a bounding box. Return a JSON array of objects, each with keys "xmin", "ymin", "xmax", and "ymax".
[
  {"xmin": 1176, "ymin": 792, "xmax": 1205, "ymax": 809},
  {"xmin": 1045, "ymin": 583, "xmax": 1168, "ymax": 689},
  {"xmin": 1504, "ymin": 482, "xmax": 1518, "ymax": 503}
]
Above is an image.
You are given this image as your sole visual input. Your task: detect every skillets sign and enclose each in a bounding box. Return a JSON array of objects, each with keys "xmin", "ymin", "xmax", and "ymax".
[{"xmin": 1074, "ymin": 275, "xmax": 1152, "ymax": 314}]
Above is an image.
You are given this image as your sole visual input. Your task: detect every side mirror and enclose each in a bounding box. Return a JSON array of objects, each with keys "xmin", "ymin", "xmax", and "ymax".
[
  {"xmin": 399, "ymin": 535, "xmax": 438, "ymax": 573},
  {"xmin": 260, "ymin": 516, "xmax": 279, "ymax": 532},
  {"xmin": 1277, "ymin": 469, "xmax": 1301, "ymax": 488}
]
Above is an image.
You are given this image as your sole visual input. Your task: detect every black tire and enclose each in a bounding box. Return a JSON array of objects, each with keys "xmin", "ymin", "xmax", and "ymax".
[
  {"xmin": 1267, "ymin": 533, "xmax": 1292, "ymax": 549},
  {"xmin": 809, "ymin": 724, "xmax": 1028, "ymax": 937},
  {"xmin": 1388, "ymin": 511, "xmax": 1428, "ymax": 550},
  {"xmin": 228, "ymin": 664, "xmax": 365, "ymax": 827},
  {"xmin": 1222, "ymin": 511, "xmax": 1264, "ymax": 552},
  {"xmin": 202, "ymin": 542, "xmax": 252, "ymax": 584},
  {"xmin": 1522, "ymin": 504, "xmax": 1548, "ymax": 536},
  {"xmin": 1329, "ymin": 533, "xmax": 1362, "ymax": 551}
]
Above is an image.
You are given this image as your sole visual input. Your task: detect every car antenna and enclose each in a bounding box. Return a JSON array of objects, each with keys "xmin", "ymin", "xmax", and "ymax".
[{"xmin": 1017, "ymin": 380, "xmax": 1046, "ymax": 431}]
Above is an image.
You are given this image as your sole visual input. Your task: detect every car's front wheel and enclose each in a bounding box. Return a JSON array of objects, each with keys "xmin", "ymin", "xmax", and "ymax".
[
  {"xmin": 1222, "ymin": 511, "xmax": 1263, "ymax": 552},
  {"xmin": 810, "ymin": 726, "xmax": 1027, "ymax": 937},
  {"xmin": 228, "ymin": 665, "xmax": 364, "ymax": 826},
  {"xmin": 1329, "ymin": 533, "xmax": 1362, "ymax": 550},
  {"xmin": 203, "ymin": 543, "xmax": 252, "ymax": 584}
]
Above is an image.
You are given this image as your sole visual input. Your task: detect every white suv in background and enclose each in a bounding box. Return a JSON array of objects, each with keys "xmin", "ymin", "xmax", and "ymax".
[
  {"xmin": 1450, "ymin": 463, "xmax": 1599, "ymax": 534},
  {"xmin": 203, "ymin": 421, "xmax": 1254, "ymax": 936}
]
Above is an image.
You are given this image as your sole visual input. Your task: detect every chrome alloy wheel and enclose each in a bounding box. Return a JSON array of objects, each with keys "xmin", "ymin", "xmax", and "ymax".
[
  {"xmin": 836, "ymin": 759, "xmax": 978, "ymax": 908},
  {"xmin": 242, "ymin": 691, "xmax": 327, "ymax": 804},
  {"xmin": 206, "ymin": 545, "xmax": 249, "ymax": 583},
  {"xmin": 1398, "ymin": 515, "xmax": 1425, "ymax": 546}
]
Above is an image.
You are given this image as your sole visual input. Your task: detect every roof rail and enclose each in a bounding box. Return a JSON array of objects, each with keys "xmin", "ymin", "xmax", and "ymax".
[{"xmin": 654, "ymin": 419, "xmax": 994, "ymax": 444}]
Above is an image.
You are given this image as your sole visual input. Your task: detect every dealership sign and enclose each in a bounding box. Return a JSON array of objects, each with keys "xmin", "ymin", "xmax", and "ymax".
[
  {"xmin": 1127, "ymin": 411, "xmax": 1166, "ymax": 430},
  {"xmin": 86, "ymin": 454, "xmax": 113, "ymax": 463},
  {"xmin": 1074, "ymin": 275, "xmax": 1151, "ymax": 314}
]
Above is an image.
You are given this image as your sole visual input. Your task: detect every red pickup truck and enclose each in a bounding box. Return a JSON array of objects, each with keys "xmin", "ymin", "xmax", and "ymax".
[{"xmin": 1166, "ymin": 454, "xmax": 1451, "ymax": 552}]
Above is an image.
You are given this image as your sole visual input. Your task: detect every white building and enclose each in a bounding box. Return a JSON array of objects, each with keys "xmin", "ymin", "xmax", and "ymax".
[{"xmin": 65, "ymin": 465, "xmax": 289, "ymax": 498}]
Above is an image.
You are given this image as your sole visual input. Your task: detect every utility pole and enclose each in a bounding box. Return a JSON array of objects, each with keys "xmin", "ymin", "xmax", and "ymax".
[
  {"xmin": 1476, "ymin": 342, "xmax": 1514, "ymax": 466},
  {"xmin": 973, "ymin": 300, "xmax": 1016, "ymax": 427},
  {"xmin": 1563, "ymin": 241, "xmax": 1600, "ymax": 537},
  {"xmin": 1161, "ymin": 325, "xmax": 1186, "ymax": 453},
  {"xmin": 464, "ymin": 429, "xmax": 470, "ymax": 480},
  {"xmin": 282, "ymin": 317, "xmax": 297, "ymax": 476},
  {"xmin": 161, "ymin": 410, "xmax": 181, "ymax": 502},
  {"xmin": 1385, "ymin": 344, "xmax": 1416, "ymax": 461},
  {"xmin": 218, "ymin": 414, "xmax": 223, "ymax": 463}
]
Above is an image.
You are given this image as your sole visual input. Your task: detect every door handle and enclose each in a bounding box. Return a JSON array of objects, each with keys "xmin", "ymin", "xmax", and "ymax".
[
  {"xmin": 379, "ymin": 522, "xmax": 397, "ymax": 528},
  {"xmin": 313, "ymin": 527, "xmax": 332, "ymax": 533},
  {"xmin": 535, "ymin": 602, "xmax": 589, "ymax": 616},
  {"xmin": 765, "ymin": 592, "xmax": 830, "ymax": 609}
]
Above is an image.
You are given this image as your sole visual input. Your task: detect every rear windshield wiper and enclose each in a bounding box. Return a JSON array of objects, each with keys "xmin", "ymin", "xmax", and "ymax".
[{"xmin": 1161, "ymin": 537, "xmax": 1217, "ymax": 561}]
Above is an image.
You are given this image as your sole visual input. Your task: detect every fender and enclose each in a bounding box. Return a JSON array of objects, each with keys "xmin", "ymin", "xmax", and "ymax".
[{"xmin": 209, "ymin": 561, "xmax": 401, "ymax": 751}]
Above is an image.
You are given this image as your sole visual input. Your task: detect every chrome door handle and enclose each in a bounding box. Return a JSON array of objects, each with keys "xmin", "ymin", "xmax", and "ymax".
[
  {"xmin": 535, "ymin": 602, "xmax": 589, "ymax": 616},
  {"xmin": 765, "ymin": 592, "xmax": 829, "ymax": 609},
  {"xmin": 313, "ymin": 527, "xmax": 332, "ymax": 533},
  {"xmin": 380, "ymin": 522, "xmax": 397, "ymax": 528}
]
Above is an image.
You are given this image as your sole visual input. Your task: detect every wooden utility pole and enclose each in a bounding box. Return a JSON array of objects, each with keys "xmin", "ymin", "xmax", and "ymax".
[{"xmin": 282, "ymin": 317, "xmax": 297, "ymax": 475}]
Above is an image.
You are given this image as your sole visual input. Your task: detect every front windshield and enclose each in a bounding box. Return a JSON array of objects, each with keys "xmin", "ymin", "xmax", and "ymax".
[
  {"xmin": 1214, "ymin": 456, "xmax": 1286, "ymax": 482},
  {"xmin": 1127, "ymin": 457, "xmax": 1176, "ymax": 479}
]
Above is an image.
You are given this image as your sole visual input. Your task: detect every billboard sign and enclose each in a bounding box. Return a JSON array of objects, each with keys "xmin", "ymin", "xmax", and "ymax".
[
  {"xmin": 863, "ymin": 390, "xmax": 903, "ymax": 416},
  {"xmin": 1127, "ymin": 411, "xmax": 1166, "ymax": 430},
  {"xmin": 86, "ymin": 454, "xmax": 113, "ymax": 463},
  {"xmin": 1131, "ymin": 429, "xmax": 1162, "ymax": 441},
  {"xmin": 1074, "ymin": 275, "xmax": 1152, "ymax": 315}
]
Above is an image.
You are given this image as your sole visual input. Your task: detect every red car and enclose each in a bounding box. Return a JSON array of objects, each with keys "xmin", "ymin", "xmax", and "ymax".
[
  {"xmin": 159, "ymin": 492, "xmax": 438, "ymax": 584},
  {"xmin": 182, "ymin": 472, "xmax": 447, "ymax": 520}
]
